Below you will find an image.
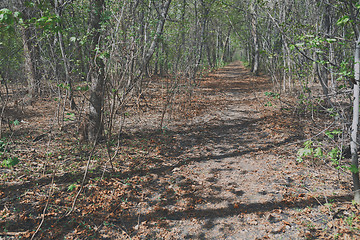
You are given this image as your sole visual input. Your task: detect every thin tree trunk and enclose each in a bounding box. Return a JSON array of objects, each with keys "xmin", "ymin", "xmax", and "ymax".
[
  {"xmin": 250, "ymin": 1, "xmax": 259, "ymax": 75},
  {"xmin": 351, "ymin": 35, "xmax": 360, "ymax": 204},
  {"xmin": 55, "ymin": 0, "xmax": 76, "ymax": 109},
  {"xmin": 222, "ymin": 28, "xmax": 232, "ymax": 63},
  {"xmin": 21, "ymin": 26, "xmax": 40, "ymax": 99},
  {"xmin": 192, "ymin": 0, "xmax": 207, "ymax": 79},
  {"xmin": 142, "ymin": 0, "xmax": 172, "ymax": 74},
  {"xmin": 88, "ymin": 0, "xmax": 106, "ymax": 143}
]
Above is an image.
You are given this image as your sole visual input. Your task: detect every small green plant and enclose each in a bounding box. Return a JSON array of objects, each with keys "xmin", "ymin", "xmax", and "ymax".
[
  {"xmin": 314, "ymin": 147, "xmax": 324, "ymax": 159},
  {"xmin": 0, "ymin": 140, "xmax": 6, "ymax": 152},
  {"xmin": 334, "ymin": 233, "xmax": 341, "ymax": 239},
  {"xmin": 326, "ymin": 108, "xmax": 339, "ymax": 118},
  {"xmin": 9, "ymin": 119, "xmax": 20, "ymax": 126},
  {"xmin": 348, "ymin": 164, "xmax": 359, "ymax": 174},
  {"xmin": 297, "ymin": 140, "xmax": 315, "ymax": 162},
  {"xmin": 2, "ymin": 157, "xmax": 19, "ymax": 168},
  {"xmin": 264, "ymin": 92, "xmax": 280, "ymax": 107},
  {"xmin": 67, "ymin": 183, "xmax": 77, "ymax": 191},
  {"xmin": 0, "ymin": 139, "xmax": 19, "ymax": 168},
  {"xmin": 325, "ymin": 129, "xmax": 342, "ymax": 139},
  {"xmin": 57, "ymin": 83, "xmax": 70, "ymax": 90},
  {"xmin": 76, "ymin": 84, "xmax": 89, "ymax": 92},
  {"xmin": 324, "ymin": 203, "xmax": 333, "ymax": 211},
  {"xmin": 64, "ymin": 113, "xmax": 75, "ymax": 121},
  {"xmin": 297, "ymin": 140, "xmax": 346, "ymax": 167},
  {"xmin": 328, "ymin": 147, "xmax": 341, "ymax": 166},
  {"xmin": 265, "ymin": 91, "xmax": 280, "ymax": 99},
  {"xmin": 306, "ymin": 221, "xmax": 316, "ymax": 230},
  {"xmin": 345, "ymin": 213, "xmax": 355, "ymax": 227},
  {"xmin": 264, "ymin": 101, "xmax": 273, "ymax": 107}
]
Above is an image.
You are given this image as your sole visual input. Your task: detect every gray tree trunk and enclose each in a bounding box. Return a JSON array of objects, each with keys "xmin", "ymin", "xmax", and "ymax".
[
  {"xmin": 142, "ymin": 0, "xmax": 172, "ymax": 73},
  {"xmin": 55, "ymin": 0, "xmax": 76, "ymax": 109},
  {"xmin": 88, "ymin": 0, "xmax": 106, "ymax": 143},
  {"xmin": 22, "ymin": 30, "xmax": 39, "ymax": 99},
  {"xmin": 21, "ymin": 12, "xmax": 41, "ymax": 99},
  {"xmin": 250, "ymin": 1, "xmax": 259, "ymax": 75},
  {"xmin": 351, "ymin": 35, "xmax": 360, "ymax": 203},
  {"xmin": 11, "ymin": 0, "xmax": 40, "ymax": 99}
]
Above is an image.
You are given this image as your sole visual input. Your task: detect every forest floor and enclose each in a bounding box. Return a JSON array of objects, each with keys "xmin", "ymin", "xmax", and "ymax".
[{"xmin": 1, "ymin": 62, "xmax": 360, "ymax": 239}]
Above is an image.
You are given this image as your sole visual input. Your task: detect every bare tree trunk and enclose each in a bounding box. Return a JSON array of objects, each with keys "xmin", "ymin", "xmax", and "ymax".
[
  {"xmin": 250, "ymin": 0, "xmax": 259, "ymax": 75},
  {"xmin": 174, "ymin": 0, "xmax": 186, "ymax": 73},
  {"xmin": 192, "ymin": 0, "xmax": 207, "ymax": 79},
  {"xmin": 351, "ymin": 35, "xmax": 360, "ymax": 204},
  {"xmin": 142, "ymin": 0, "xmax": 172, "ymax": 74},
  {"xmin": 13, "ymin": 0, "xmax": 41, "ymax": 99},
  {"xmin": 21, "ymin": 25, "xmax": 40, "ymax": 99},
  {"xmin": 88, "ymin": 0, "xmax": 106, "ymax": 143},
  {"xmin": 222, "ymin": 27, "xmax": 232, "ymax": 63},
  {"xmin": 55, "ymin": 0, "xmax": 76, "ymax": 109}
]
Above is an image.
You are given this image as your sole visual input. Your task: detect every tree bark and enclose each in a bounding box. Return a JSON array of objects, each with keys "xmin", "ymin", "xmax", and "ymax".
[
  {"xmin": 250, "ymin": 0, "xmax": 259, "ymax": 75},
  {"xmin": 351, "ymin": 35, "xmax": 360, "ymax": 203},
  {"xmin": 192, "ymin": 0, "xmax": 207, "ymax": 79},
  {"xmin": 21, "ymin": 12, "xmax": 41, "ymax": 99},
  {"xmin": 55, "ymin": 0, "xmax": 76, "ymax": 109},
  {"xmin": 88, "ymin": 0, "xmax": 106, "ymax": 143},
  {"xmin": 142, "ymin": 0, "xmax": 172, "ymax": 74}
]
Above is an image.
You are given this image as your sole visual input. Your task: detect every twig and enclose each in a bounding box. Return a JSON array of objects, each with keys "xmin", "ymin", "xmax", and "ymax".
[
  {"xmin": 1, "ymin": 231, "xmax": 28, "ymax": 236},
  {"xmin": 30, "ymin": 172, "xmax": 55, "ymax": 240},
  {"xmin": 65, "ymin": 138, "xmax": 98, "ymax": 217},
  {"xmin": 31, "ymin": 130, "xmax": 56, "ymax": 240},
  {"xmin": 275, "ymin": 120, "xmax": 336, "ymax": 148},
  {"xmin": 65, "ymin": 111, "xmax": 104, "ymax": 216}
]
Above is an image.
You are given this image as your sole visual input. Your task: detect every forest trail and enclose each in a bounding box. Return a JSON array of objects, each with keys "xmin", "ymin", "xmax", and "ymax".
[
  {"xmin": 1, "ymin": 62, "xmax": 356, "ymax": 240},
  {"xmin": 138, "ymin": 62, "xmax": 352, "ymax": 239}
]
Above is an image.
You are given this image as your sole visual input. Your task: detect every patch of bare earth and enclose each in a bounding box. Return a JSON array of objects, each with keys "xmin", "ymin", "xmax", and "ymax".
[{"xmin": 1, "ymin": 62, "xmax": 359, "ymax": 239}]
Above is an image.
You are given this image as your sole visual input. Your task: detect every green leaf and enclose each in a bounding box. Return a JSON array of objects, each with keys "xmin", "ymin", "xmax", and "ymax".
[
  {"xmin": 304, "ymin": 140, "xmax": 313, "ymax": 148},
  {"xmin": 328, "ymin": 147, "xmax": 340, "ymax": 162},
  {"xmin": 325, "ymin": 129, "xmax": 342, "ymax": 139},
  {"xmin": 0, "ymin": 140, "xmax": 6, "ymax": 152},
  {"xmin": 349, "ymin": 165, "xmax": 359, "ymax": 174},
  {"xmin": 326, "ymin": 38, "xmax": 337, "ymax": 43},
  {"xmin": 67, "ymin": 183, "xmax": 77, "ymax": 191},
  {"xmin": 76, "ymin": 85, "xmax": 89, "ymax": 91},
  {"xmin": 12, "ymin": 119, "xmax": 20, "ymax": 126},
  {"xmin": 13, "ymin": 11, "xmax": 21, "ymax": 19},
  {"xmin": 337, "ymin": 16, "xmax": 350, "ymax": 26},
  {"xmin": 297, "ymin": 147, "xmax": 313, "ymax": 162},
  {"xmin": 2, "ymin": 157, "xmax": 19, "ymax": 168},
  {"xmin": 314, "ymin": 147, "xmax": 323, "ymax": 158},
  {"xmin": 264, "ymin": 101, "xmax": 273, "ymax": 107},
  {"xmin": 64, "ymin": 112, "xmax": 75, "ymax": 121}
]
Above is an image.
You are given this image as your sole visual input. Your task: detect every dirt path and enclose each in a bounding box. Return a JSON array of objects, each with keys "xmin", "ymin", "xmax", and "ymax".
[
  {"xmin": 134, "ymin": 62, "xmax": 353, "ymax": 239},
  {"xmin": 1, "ymin": 62, "xmax": 357, "ymax": 239},
  {"xmin": 169, "ymin": 63, "xmax": 288, "ymax": 238}
]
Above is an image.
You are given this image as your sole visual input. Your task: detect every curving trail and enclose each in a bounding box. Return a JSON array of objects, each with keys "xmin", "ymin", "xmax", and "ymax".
[
  {"xmin": 0, "ymin": 62, "xmax": 355, "ymax": 239},
  {"xmin": 149, "ymin": 62, "xmax": 351, "ymax": 239}
]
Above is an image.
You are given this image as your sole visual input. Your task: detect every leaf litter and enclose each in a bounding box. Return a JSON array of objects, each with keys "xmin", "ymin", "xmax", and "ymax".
[{"xmin": 0, "ymin": 62, "xmax": 359, "ymax": 239}]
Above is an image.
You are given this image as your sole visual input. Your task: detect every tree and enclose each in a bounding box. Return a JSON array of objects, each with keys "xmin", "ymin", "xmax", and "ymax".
[
  {"xmin": 88, "ymin": 0, "xmax": 106, "ymax": 142},
  {"xmin": 249, "ymin": 0, "xmax": 259, "ymax": 75},
  {"xmin": 19, "ymin": 1, "xmax": 41, "ymax": 99},
  {"xmin": 351, "ymin": 35, "xmax": 360, "ymax": 204},
  {"xmin": 142, "ymin": 0, "xmax": 172, "ymax": 76}
]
